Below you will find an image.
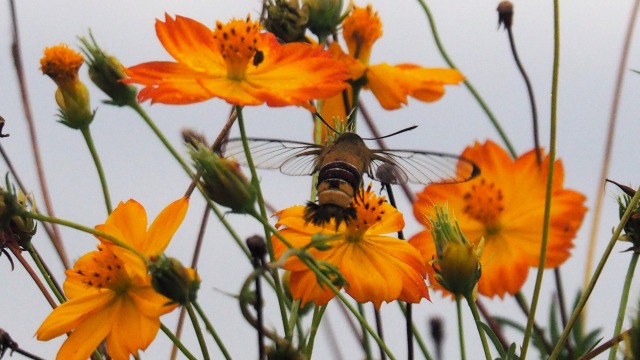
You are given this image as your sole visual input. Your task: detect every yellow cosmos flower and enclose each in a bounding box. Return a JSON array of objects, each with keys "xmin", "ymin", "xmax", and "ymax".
[
  {"xmin": 36, "ymin": 198, "xmax": 189, "ymax": 360},
  {"xmin": 273, "ymin": 188, "xmax": 429, "ymax": 309},
  {"xmin": 409, "ymin": 140, "xmax": 587, "ymax": 298},
  {"xmin": 321, "ymin": 4, "xmax": 463, "ymax": 119},
  {"xmin": 124, "ymin": 14, "xmax": 350, "ymax": 111}
]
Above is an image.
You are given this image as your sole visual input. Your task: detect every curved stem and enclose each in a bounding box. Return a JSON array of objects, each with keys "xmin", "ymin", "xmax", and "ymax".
[
  {"xmin": 464, "ymin": 295, "xmax": 492, "ymax": 360},
  {"xmin": 607, "ymin": 252, "xmax": 639, "ymax": 359},
  {"xmin": 521, "ymin": 0, "xmax": 560, "ymax": 355},
  {"xmin": 160, "ymin": 323, "xmax": 198, "ymax": 360},
  {"xmin": 80, "ymin": 126, "xmax": 112, "ymax": 214},
  {"xmin": 550, "ymin": 185, "xmax": 640, "ymax": 359},
  {"xmin": 186, "ymin": 302, "xmax": 210, "ymax": 360},
  {"xmin": 455, "ymin": 295, "xmax": 466, "ymax": 360},
  {"xmin": 415, "ymin": 0, "xmax": 516, "ymax": 158},
  {"xmin": 193, "ymin": 300, "xmax": 232, "ymax": 360}
]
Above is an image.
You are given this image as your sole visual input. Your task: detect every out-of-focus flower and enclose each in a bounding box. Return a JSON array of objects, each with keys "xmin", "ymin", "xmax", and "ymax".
[
  {"xmin": 124, "ymin": 14, "xmax": 350, "ymax": 111},
  {"xmin": 273, "ymin": 186, "xmax": 429, "ymax": 308},
  {"xmin": 190, "ymin": 145, "xmax": 256, "ymax": 213},
  {"xmin": 321, "ymin": 4, "xmax": 463, "ymax": 121},
  {"xmin": 40, "ymin": 44, "xmax": 94, "ymax": 129},
  {"xmin": 429, "ymin": 205, "xmax": 482, "ymax": 297},
  {"xmin": 409, "ymin": 140, "xmax": 587, "ymax": 298},
  {"xmin": 36, "ymin": 198, "xmax": 189, "ymax": 360},
  {"xmin": 79, "ymin": 33, "xmax": 138, "ymax": 106}
]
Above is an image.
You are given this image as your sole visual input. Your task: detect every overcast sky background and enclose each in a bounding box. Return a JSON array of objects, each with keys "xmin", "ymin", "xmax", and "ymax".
[{"xmin": 2, "ymin": 0, "xmax": 640, "ymax": 359}]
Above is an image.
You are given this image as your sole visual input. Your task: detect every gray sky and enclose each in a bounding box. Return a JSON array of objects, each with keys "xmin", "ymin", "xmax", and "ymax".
[{"xmin": 2, "ymin": 0, "xmax": 640, "ymax": 358}]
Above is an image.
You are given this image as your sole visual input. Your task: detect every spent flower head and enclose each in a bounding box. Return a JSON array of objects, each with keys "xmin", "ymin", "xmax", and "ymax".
[
  {"xmin": 607, "ymin": 179, "xmax": 640, "ymax": 252},
  {"xmin": 79, "ymin": 32, "xmax": 138, "ymax": 106},
  {"xmin": 0, "ymin": 179, "xmax": 37, "ymax": 268},
  {"xmin": 124, "ymin": 14, "xmax": 350, "ymax": 111},
  {"xmin": 410, "ymin": 140, "xmax": 587, "ymax": 298},
  {"xmin": 40, "ymin": 44, "xmax": 94, "ymax": 129},
  {"xmin": 264, "ymin": 0, "xmax": 310, "ymax": 43}
]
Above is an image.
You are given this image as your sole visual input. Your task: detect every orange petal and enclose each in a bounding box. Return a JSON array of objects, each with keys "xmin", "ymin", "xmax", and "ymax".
[
  {"xmin": 289, "ymin": 269, "xmax": 337, "ymax": 306},
  {"xmin": 107, "ymin": 296, "xmax": 161, "ymax": 360},
  {"xmin": 105, "ymin": 200, "xmax": 148, "ymax": 251},
  {"xmin": 145, "ymin": 197, "xmax": 189, "ymax": 256}
]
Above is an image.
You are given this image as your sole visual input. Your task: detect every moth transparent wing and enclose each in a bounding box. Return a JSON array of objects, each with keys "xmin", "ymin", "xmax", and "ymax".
[
  {"xmin": 222, "ymin": 138, "xmax": 322, "ymax": 176},
  {"xmin": 368, "ymin": 149, "xmax": 480, "ymax": 185}
]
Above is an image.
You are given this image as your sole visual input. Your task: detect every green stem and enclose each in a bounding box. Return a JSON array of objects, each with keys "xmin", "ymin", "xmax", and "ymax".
[
  {"xmin": 287, "ymin": 300, "xmax": 301, "ymax": 343},
  {"xmin": 607, "ymin": 252, "xmax": 639, "ymax": 359},
  {"xmin": 549, "ymin": 185, "xmax": 640, "ymax": 359},
  {"xmin": 305, "ymin": 305, "xmax": 327, "ymax": 359},
  {"xmin": 127, "ymin": 101, "xmax": 193, "ymax": 177},
  {"xmin": 160, "ymin": 323, "xmax": 198, "ymax": 360},
  {"xmin": 464, "ymin": 295, "xmax": 492, "ymax": 360},
  {"xmin": 80, "ymin": 126, "xmax": 112, "ymax": 214},
  {"xmin": 456, "ymin": 295, "xmax": 466, "ymax": 360},
  {"xmin": 415, "ymin": 0, "xmax": 516, "ymax": 158},
  {"xmin": 521, "ymin": 0, "xmax": 560, "ymax": 357},
  {"xmin": 186, "ymin": 302, "xmax": 210, "ymax": 360},
  {"xmin": 193, "ymin": 300, "xmax": 232, "ymax": 360},
  {"xmin": 358, "ymin": 303, "xmax": 373, "ymax": 360},
  {"xmin": 235, "ymin": 106, "xmax": 291, "ymax": 340},
  {"xmin": 21, "ymin": 210, "xmax": 147, "ymax": 263},
  {"xmin": 26, "ymin": 243, "xmax": 65, "ymax": 303},
  {"xmin": 398, "ymin": 302, "xmax": 433, "ymax": 360}
]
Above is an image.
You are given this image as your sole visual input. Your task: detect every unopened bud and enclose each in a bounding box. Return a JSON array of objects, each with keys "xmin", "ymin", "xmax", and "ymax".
[
  {"xmin": 303, "ymin": 0, "xmax": 344, "ymax": 41},
  {"xmin": 181, "ymin": 129, "xmax": 209, "ymax": 149},
  {"xmin": 264, "ymin": 0, "xmax": 310, "ymax": 43},
  {"xmin": 497, "ymin": 1, "xmax": 514, "ymax": 30},
  {"xmin": 149, "ymin": 256, "xmax": 200, "ymax": 305}
]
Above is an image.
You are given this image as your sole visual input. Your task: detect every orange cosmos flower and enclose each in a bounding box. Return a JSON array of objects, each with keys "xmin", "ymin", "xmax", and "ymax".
[
  {"xmin": 124, "ymin": 14, "xmax": 350, "ymax": 111},
  {"xmin": 321, "ymin": 4, "xmax": 463, "ymax": 121},
  {"xmin": 273, "ymin": 187, "xmax": 429, "ymax": 309},
  {"xmin": 409, "ymin": 141, "xmax": 587, "ymax": 298},
  {"xmin": 36, "ymin": 198, "xmax": 189, "ymax": 360}
]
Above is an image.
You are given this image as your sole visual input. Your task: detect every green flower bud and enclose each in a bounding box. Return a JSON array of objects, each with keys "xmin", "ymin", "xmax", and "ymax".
[
  {"xmin": 303, "ymin": 0, "xmax": 344, "ymax": 40},
  {"xmin": 79, "ymin": 33, "xmax": 138, "ymax": 107},
  {"xmin": 264, "ymin": 0, "xmax": 310, "ymax": 43},
  {"xmin": 190, "ymin": 145, "xmax": 257, "ymax": 213},
  {"xmin": 149, "ymin": 255, "xmax": 200, "ymax": 305}
]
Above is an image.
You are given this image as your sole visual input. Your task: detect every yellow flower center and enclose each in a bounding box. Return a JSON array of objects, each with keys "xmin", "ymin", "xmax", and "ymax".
[
  {"xmin": 342, "ymin": 5, "xmax": 382, "ymax": 64},
  {"xmin": 40, "ymin": 44, "xmax": 84, "ymax": 85},
  {"xmin": 213, "ymin": 17, "xmax": 261, "ymax": 80},
  {"xmin": 345, "ymin": 191, "xmax": 387, "ymax": 242},
  {"xmin": 74, "ymin": 246, "xmax": 131, "ymax": 294},
  {"xmin": 462, "ymin": 178, "xmax": 504, "ymax": 230}
]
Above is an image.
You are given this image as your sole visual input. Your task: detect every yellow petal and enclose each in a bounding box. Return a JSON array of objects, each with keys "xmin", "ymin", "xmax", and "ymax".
[
  {"xmin": 107, "ymin": 296, "xmax": 161, "ymax": 360},
  {"xmin": 145, "ymin": 197, "xmax": 189, "ymax": 256},
  {"xmin": 106, "ymin": 199, "xmax": 148, "ymax": 251}
]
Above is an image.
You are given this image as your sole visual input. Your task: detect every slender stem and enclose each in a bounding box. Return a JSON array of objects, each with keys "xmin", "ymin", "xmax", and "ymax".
[
  {"xmin": 25, "ymin": 243, "xmax": 65, "ymax": 304},
  {"xmin": 415, "ymin": 0, "xmax": 516, "ymax": 158},
  {"xmin": 127, "ymin": 101, "xmax": 193, "ymax": 177},
  {"xmin": 607, "ymin": 252, "xmax": 639, "ymax": 359},
  {"xmin": 186, "ymin": 302, "xmax": 210, "ymax": 360},
  {"xmin": 160, "ymin": 323, "xmax": 198, "ymax": 360},
  {"xmin": 464, "ymin": 296, "xmax": 492, "ymax": 360},
  {"xmin": 579, "ymin": 329, "xmax": 630, "ymax": 360},
  {"xmin": 514, "ymin": 292, "xmax": 553, "ymax": 355},
  {"xmin": 358, "ymin": 303, "xmax": 373, "ymax": 360},
  {"xmin": 9, "ymin": 245, "xmax": 57, "ymax": 308},
  {"xmin": 80, "ymin": 126, "xmax": 112, "ymax": 214},
  {"xmin": 521, "ymin": 0, "xmax": 560, "ymax": 356},
  {"xmin": 10, "ymin": 0, "xmax": 69, "ymax": 269},
  {"xmin": 192, "ymin": 301, "xmax": 232, "ymax": 360},
  {"xmin": 305, "ymin": 305, "xmax": 327, "ymax": 359},
  {"xmin": 171, "ymin": 206, "xmax": 210, "ymax": 360},
  {"xmin": 504, "ymin": 26, "xmax": 540, "ymax": 163},
  {"xmin": 398, "ymin": 302, "xmax": 433, "ymax": 360},
  {"xmin": 583, "ymin": 0, "xmax": 640, "ymax": 307},
  {"xmin": 549, "ymin": 185, "xmax": 640, "ymax": 359},
  {"xmin": 476, "ymin": 299, "xmax": 509, "ymax": 351},
  {"xmin": 455, "ymin": 295, "xmax": 466, "ymax": 360},
  {"xmin": 251, "ymin": 250, "xmax": 265, "ymax": 360},
  {"xmin": 553, "ymin": 268, "xmax": 573, "ymax": 358}
]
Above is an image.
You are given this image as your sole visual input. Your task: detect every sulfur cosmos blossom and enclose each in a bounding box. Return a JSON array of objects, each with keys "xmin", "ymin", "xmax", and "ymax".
[
  {"xmin": 273, "ymin": 187, "xmax": 429, "ymax": 308},
  {"xmin": 124, "ymin": 14, "xmax": 350, "ymax": 111},
  {"xmin": 36, "ymin": 198, "xmax": 189, "ymax": 360},
  {"xmin": 409, "ymin": 140, "xmax": 587, "ymax": 298},
  {"xmin": 320, "ymin": 4, "xmax": 463, "ymax": 122}
]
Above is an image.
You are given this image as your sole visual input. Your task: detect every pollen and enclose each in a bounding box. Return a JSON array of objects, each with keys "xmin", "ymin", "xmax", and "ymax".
[
  {"xmin": 462, "ymin": 178, "xmax": 504, "ymax": 227},
  {"xmin": 212, "ymin": 17, "xmax": 262, "ymax": 80},
  {"xmin": 343, "ymin": 5, "xmax": 382, "ymax": 63},
  {"xmin": 346, "ymin": 185, "xmax": 388, "ymax": 240},
  {"xmin": 73, "ymin": 245, "xmax": 130, "ymax": 292},
  {"xmin": 40, "ymin": 44, "xmax": 84, "ymax": 84}
]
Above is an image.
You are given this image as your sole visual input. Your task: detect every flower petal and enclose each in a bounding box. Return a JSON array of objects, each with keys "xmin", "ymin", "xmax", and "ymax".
[
  {"xmin": 105, "ymin": 200, "xmax": 148, "ymax": 251},
  {"xmin": 289, "ymin": 269, "xmax": 337, "ymax": 306},
  {"xmin": 145, "ymin": 197, "xmax": 189, "ymax": 256},
  {"xmin": 107, "ymin": 296, "xmax": 161, "ymax": 360}
]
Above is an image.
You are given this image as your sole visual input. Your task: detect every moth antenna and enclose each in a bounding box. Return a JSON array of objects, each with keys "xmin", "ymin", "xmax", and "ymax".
[
  {"xmin": 362, "ymin": 125, "xmax": 418, "ymax": 141},
  {"xmin": 313, "ymin": 111, "xmax": 339, "ymax": 136}
]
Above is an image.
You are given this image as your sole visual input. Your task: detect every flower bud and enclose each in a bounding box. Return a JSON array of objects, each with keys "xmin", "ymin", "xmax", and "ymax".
[
  {"xmin": 149, "ymin": 255, "xmax": 200, "ymax": 305},
  {"xmin": 79, "ymin": 33, "xmax": 138, "ymax": 107},
  {"xmin": 428, "ymin": 204, "xmax": 482, "ymax": 297},
  {"xmin": 190, "ymin": 145, "xmax": 257, "ymax": 213},
  {"xmin": 264, "ymin": 0, "xmax": 310, "ymax": 43},
  {"xmin": 497, "ymin": 1, "xmax": 514, "ymax": 30},
  {"xmin": 608, "ymin": 180, "xmax": 640, "ymax": 252},
  {"xmin": 303, "ymin": 0, "xmax": 344, "ymax": 41},
  {"xmin": 40, "ymin": 44, "xmax": 94, "ymax": 129}
]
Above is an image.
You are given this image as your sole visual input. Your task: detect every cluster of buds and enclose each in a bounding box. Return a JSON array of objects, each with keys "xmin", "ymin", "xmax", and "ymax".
[
  {"xmin": 0, "ymin": 179, "xmax": 37, "ymax": 267},
  {"xmin": 264, "ymin": 0, "xmax": 345, "ymax": 42},
  {"xmin": 428, "ymin": 204, "xmax": 482, "ymax": 297}
]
